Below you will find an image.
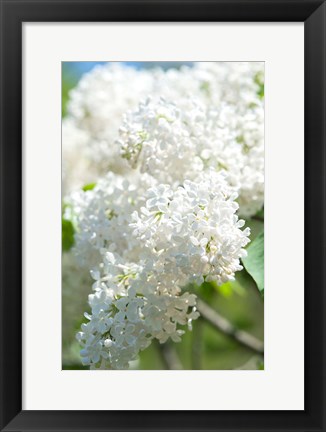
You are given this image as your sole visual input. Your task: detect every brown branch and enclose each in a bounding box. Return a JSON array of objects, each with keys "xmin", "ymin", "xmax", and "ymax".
[
  {"xmin": 157, "ymin": 341, "xmax": 183, "ymax": 370},
  {"xmin": 196, "ymin": 298, "xmax": 264, "ymax": 355},
  {"xmin": 191, "ymin": 317, "xmax": 203, "ymax": 370}
]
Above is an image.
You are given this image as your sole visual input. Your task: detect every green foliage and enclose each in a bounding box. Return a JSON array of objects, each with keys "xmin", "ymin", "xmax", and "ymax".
[
  {"xmin": 62, "ymin": 218, "xmax": 75, "ymax": 252},
  {"xmin": 257, "ymin": 84, "xmax": 264, "ymax": 99},
  {"xmin": 216, "ymin": 281, "xmax": 234, "ymax": 298},
  {"xmin": 82, "ymin": 182, "xmax": 96, "ymax": 191},
  {"xmin": 255, "ymin": 207, "xmax": 264, "ymax": 219},
  {"xmin": 254, "ymin": 71, "xmax": 264, "ymax": 99},
  {"xmin": 242, "ymin": 232, "xmax": 264, "ymax": 297}
]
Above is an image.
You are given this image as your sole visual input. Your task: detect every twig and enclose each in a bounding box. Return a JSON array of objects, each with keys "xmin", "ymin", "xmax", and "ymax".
[
  {"xmin": 191, "ymin": 317, "xmax": 203, "ymax": 370},
  {"xmin": 157, "ymin": 341, "xmax": 183, "ymax": 370},
  {"xmin": 196, "ymin": 298, "xmax": 264, "ymax": 355},
  {"xmin": 235, "ymin": 355, "xmax": 262, "ymax": 370}
]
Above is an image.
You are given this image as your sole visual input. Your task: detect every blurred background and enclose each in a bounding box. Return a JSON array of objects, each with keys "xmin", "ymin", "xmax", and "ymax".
[
  {"xmin": 62, "ymin": 62, "xmax": 264, "ymax": 370},
  {"xmin": 62, "ymin": 62, "xmax": 193, "ymax": 117}
]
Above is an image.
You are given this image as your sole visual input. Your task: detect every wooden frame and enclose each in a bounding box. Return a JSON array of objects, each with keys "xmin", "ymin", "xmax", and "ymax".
[{"xmin": 0, "ymin": 1, "xmax": 325, "ymax": 430}]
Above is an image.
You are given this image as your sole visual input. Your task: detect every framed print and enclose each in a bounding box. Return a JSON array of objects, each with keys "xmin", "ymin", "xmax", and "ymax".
[{"xmin": 0, "ymin": 0, "xmax": 325, "ymax": 431}]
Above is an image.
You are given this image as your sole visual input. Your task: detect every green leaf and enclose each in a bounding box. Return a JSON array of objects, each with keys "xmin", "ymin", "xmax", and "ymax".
[
  {"xmin": 242, "ymin": 232, "xmax": 264, "ymax": 296},
  {"xmin": 82, "ymin": 182, "xmax": 96, "ymax": 192},
  {"xmin": 244, "ymin": 218, "xmax": 263, "ymax": 242},
  {"xmin": 62, "ymin": 218, "xmax": 75, "ymax": 252},
  {"xmin": 216, "ymin": 279, "xmax": 245, "ymax": 297}
]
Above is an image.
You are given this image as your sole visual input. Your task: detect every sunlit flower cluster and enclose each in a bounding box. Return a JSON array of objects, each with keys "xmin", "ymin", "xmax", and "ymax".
[
  {"xmin": 63, "ymin": 62, "xmax": 264, "ymax": 214},
  {"xmin": 119, "ymin": 97, "xmax": 264, "ymax": 216},
  {"xmin": 70, "ymin": 170, "xmax": 250, "ymax": 369},
  {"xmin": 62, "ymin": 62, "xmax": 264, "ymax": 369}
]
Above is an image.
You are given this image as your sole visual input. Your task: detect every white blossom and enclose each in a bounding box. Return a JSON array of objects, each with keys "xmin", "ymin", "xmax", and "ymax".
[
  {"xmin": 119, "ymin": 97, "xmax": 264, "ymax": 216},
  {"xmin": 62, "ymin": 64, "xmax": 154, "ymax": 193},
  {"xmin": 77, "ymin": 254, "xmax": 200, "ymax": 369},
  {"xmin": 130, "ymin": 171, "xmax": 250, "ymax": 286},
  {"xmin": 66, "ymin": 171, "xmax": 156, "ymax": 268},
  {"xmin": 119, "ymin": 97, "xmax": 205, "ymax": 184},
  {"xmin": 63, "ymin": 62, "xmax": 264, "ymax": 216},
  {"xmin": 74, "ymin": 170, "xmax": 249, "ymax": 369}
]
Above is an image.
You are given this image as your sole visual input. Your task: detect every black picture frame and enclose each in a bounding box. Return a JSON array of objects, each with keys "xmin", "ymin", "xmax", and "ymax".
[{"xmin": 0, "ymin": 0, "xmax": 325, "ymax": 431}]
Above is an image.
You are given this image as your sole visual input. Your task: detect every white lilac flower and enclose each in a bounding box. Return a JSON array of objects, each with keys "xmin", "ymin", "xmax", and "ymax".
[
  {"xmin": 119, "ymin": 97, "xmax": 264, "ymax": 217},
  {"xmin": 144, "ymin": 62, "xmax": 263, "ymax": 111},
  {"xmin": 62, "ymin": 64, "xmax": 155, "ymax": 194},
  {"xmin": 77, "ymin": 255, "xmax": 199, "ymax": 369},
  {"xmin": 63, "ymin": 62, "xmax": 264, "ymax": 216},
  {"xmin": 62, "ymin": 118, "xmax": 99, "ymax": 195},
  {"xmin": 77, "ymin": 286, "xmax": 151, "ymax": 370},
  {"xmin": 199, "ymin": 103, "xmax": 264, "ymax": 217},
  {"xmin": 67, "ymin": 171, "xmax": 156, "ymax": 268},
  {"xmin": 130, "ymin": 171, "xmax": 250, "ymax": 286},
  {"xmin": 67, "ymin": 63, "xmax": 154, "ymax": 140},
  {"xmin": 75, "ymin": 170, "xmax": 250, "ymax": 369},
  {"xmin": 192, "ymin": 62, "xmax": 264, "ymax": 107},
  {"xmin": 118, "ymin": 97, "xmax": 205, "ymax": 184}
]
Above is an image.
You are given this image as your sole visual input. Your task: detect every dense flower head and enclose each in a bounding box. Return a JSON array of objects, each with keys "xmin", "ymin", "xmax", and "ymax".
[
  {"xmin": 199, "ymin": 102, "xmax": 264, "ymax": 217},
  {"xmin": 66, "ymin": 171, "xmax": 156, "ymax": 268},
  {"xmin": 119, "ymin": 97, "xmax": 206, "ymax": 184},
  {"xmin": 130, "ymin": 171, "xmax": 250, "ymax": 286},
  {"xmin": 76, "ymin": 242, "xmax": 202, "ymax": 369},
  {"xmin": 72, "ymin": 170, "xmax": 250, "ymax": 369},
  {"xmin": 77, "ymin": 284, "xmax": 199, "ymax": 369},
  {"xmin": 119, "ymin": 97, "xmax": 264, "ymax": 216}
]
